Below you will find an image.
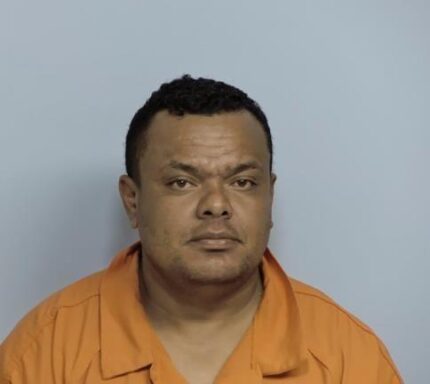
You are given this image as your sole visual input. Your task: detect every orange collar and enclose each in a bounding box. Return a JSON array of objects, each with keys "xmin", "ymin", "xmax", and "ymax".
[
  {"xmin": 254, "ymin": 249, "xmax": 307, "ymax": 374},
  {"xmin": 99, "ymin": 243, "xmax": 306, "ymax": 379}
]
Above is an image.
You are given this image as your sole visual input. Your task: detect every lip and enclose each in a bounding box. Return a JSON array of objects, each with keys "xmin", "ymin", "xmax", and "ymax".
[
  {"xmin": 191, "ymin": 233, "xmax": 239, "ymax": 241},
  {"xmin": 190, "ymin": 238, "xmax": 239, "ymax": 251},
  {"xmin": 189, "ymin": 233, "xmax": 240, "ymax": 250}
]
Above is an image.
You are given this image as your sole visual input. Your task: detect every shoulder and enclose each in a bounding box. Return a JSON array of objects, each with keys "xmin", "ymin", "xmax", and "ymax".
[
  {"xmin": 290, "ymin": 277, "xmax": 381, "ymax": 342},
  {"xmin": 289, "ymin": 277, "xmax": 402, "ymax": 382},
  {"xmin": 290, "ymin": 277, "xmax": 374, "ymax": 331},
  {"xmin": 0, "ymin": 270, "xmax": 104, "ymax": 380}
]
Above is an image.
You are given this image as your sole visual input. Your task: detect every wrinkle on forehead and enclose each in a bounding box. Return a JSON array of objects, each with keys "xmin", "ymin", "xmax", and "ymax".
[
  {"xmin": 175, "ymin": 135, "xmax": 243, "ymax": 161},
  {"xmin": 163, "ymin": 157, "xmax": 264, "ymax": 179},
  {"xmin": 140, "ymin": 111, "xmax": 270, "ymax": 175},
  {"xmin": 162, "ymin": 136, "xmax": 265, "ymax": 177}
]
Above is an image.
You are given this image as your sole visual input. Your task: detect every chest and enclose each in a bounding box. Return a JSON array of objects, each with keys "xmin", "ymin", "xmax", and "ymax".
[
  {"xmin": 75, "ymin": 354, "xmax": 330, "ymax": 384},
  {"xmin": 155, "ymin": 338, "xmax": 238, "ymax": 384}
]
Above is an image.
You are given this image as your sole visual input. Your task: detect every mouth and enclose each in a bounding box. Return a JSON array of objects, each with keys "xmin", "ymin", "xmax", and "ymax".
[
  {"xmin": 189, "ymin": 233, "xmax": 241, "ymax": 251},
  {"xmin": 191, "ymin": 238, "xmax": 238, "ymax": 250}
]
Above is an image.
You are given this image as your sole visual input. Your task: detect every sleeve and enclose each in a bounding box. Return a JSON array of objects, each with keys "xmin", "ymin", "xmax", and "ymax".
[
  {"xmin": 374, "ymin": 342, "xmax": 403, "ymax": 384},
  {"xmin": 338, "ymin": 311, "xmax": 404, "ymax": 383},
  {"xmin": 0, "ymin": 322, "xmax": 57, "ymax": 384}
]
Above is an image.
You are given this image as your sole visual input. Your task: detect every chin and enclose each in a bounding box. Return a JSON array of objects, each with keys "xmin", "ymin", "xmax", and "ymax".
[{"xmin": 179, "ymin": 254, "xmax": 255, "ymax": 285}]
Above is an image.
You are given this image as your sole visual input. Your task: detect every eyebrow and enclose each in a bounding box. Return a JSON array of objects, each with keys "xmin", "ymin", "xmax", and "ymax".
[{"xmin": 165, "ymin": 160, "xmax": 263, "ymax": 178}]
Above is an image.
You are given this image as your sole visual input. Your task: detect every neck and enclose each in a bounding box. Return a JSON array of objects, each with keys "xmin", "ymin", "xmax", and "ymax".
[{"xmin": 138, "ymin": 251, "xmax": 263, "ymax": 332}]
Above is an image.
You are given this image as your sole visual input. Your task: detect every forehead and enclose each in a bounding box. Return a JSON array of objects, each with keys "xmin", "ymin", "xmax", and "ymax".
[{"xmin": 140, "ymin": 110, "xmax": 270, "ymax": 172}]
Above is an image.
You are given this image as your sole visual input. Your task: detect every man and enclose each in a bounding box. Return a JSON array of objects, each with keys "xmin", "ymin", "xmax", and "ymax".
[{"xmin": 0, "ymin": 75, "xmax": 402, "ymax": 383}]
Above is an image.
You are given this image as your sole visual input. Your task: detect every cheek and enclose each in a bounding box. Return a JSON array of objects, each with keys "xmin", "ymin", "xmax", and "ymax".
[
  {"xmin": 137, "ymin": 195, "xmax": 195, "ymax": 245},
  {"xmin": 233, "ymin": 198, "xmax": 273, "ymax": 240}
]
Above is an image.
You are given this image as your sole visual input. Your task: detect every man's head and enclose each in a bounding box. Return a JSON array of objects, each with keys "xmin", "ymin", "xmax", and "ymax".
[
  {"xmin": 125, "ymin": 75, "xmax": 273, "ymax": 183},
  {"xmin": 119, "ymin": 75, "xmax": 276, "ymax": 288}
]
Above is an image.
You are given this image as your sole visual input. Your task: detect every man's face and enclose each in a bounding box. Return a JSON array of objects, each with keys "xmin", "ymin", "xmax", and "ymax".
[{"xmin": 120, "ymin": 110, "xmax": 276, "ymax": 285}]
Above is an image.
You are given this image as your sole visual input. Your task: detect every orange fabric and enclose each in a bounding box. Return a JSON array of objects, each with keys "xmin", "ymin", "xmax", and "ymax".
[{"xmin": 0, "ymin": 243, "xmax": 403, "ymax": 383}]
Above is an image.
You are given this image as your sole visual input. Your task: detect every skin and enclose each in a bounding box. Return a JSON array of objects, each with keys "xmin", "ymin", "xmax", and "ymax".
[{"xmin": 119, "ymin": 110, "xmax": 276, "ymax": 384}]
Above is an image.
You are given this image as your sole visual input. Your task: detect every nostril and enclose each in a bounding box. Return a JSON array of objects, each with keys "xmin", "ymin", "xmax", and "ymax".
[{"xmin": 202, "ymin": 209, "xmax": 229, "ymax": 217}]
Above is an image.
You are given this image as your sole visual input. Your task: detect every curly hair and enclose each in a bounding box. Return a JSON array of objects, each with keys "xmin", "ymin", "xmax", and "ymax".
[{"xmin": 125, "ymin": 75, "xmax": 273, "ymax": 181}]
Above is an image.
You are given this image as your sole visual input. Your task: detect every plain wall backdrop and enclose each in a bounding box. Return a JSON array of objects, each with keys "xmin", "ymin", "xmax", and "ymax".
[{"xmin": 1, "ymin": 1, "xmax": 429, "ymax": 382}]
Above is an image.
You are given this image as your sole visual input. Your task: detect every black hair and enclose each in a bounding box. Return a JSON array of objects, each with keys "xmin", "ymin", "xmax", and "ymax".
[{"xmin": 125, "ymin": 75, "xmax": 273, "ymax": 181}]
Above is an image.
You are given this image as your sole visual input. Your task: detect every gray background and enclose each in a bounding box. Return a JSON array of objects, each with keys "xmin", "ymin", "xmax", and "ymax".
[{"xmin": 1, "ymin": 1, "xmax": 429, "ymax": 382}]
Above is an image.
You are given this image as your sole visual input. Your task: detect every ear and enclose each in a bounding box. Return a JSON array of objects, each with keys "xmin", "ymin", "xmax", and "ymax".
[
  {"xmin": 269, "ymin": 173, "xmax": 277, "ymax": 228},
  {"xmin": 270, "ymin": 173, "xmax": 277, "ymax": 199},
  {"xmin": 118, "ymin": 175, "xmax": 139, "ymax": 228}
]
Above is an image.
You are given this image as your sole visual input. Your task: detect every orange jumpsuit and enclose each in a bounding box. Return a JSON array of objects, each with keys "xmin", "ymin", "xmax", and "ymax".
[{"xmin": 0, "ymin": 243, "xmax": 403, "ymax": 383}]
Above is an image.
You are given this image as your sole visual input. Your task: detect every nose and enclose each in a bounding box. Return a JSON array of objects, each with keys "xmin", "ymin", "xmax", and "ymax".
[{"xmin": 196, "ymin": 182, "xmax": 233, "ymax": 220}]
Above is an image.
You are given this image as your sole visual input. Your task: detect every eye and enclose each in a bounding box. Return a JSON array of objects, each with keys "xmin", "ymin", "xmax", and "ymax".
[
  {"xmin": 232, "ymin": 178, "xmax": 257, "ymax": 190},
  {"xmin": 167, "ymin": 178, "xmax": 195, "ymax": 190}
]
